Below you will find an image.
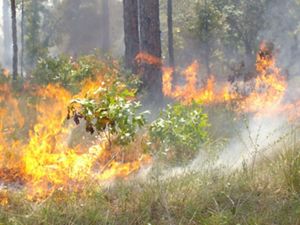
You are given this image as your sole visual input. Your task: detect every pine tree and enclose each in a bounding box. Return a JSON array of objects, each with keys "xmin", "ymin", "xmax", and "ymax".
[
  {"xmin": 101, "ymin": 0, "xmax": 110, "ymax": 53},
  {"xmin": 10, "ymin": 0, "xmax": 18, "ymax": 80},
  {"xmin": 123, "ymin": 0, "xmax": 139, "ymax": 73},
  {"xmin": 167, "ymin": 0, "xmax": 175, "ymax": 68},
  {"xmin": 3, "ymin": 0, "xmax": 12, "ymax": 68},
  {"xmin": 139, "ymin": 0, "xmax": 163, "ymax": 102}
]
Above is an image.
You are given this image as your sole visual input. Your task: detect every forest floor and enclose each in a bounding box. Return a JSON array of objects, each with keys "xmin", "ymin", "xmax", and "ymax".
[{"xmin": 1, "ymin": 130, "xmax": 300, "ymax": 225}]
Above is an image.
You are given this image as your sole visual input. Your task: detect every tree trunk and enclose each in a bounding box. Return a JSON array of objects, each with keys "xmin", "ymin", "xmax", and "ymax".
[
  {"xmin": 3, "ymin": 0, "xmax": 11, "ymax": 68},
  {"xmin": 167, "ymin": 0, "xmax": 175, "ymax": 68},
  {"xmin": 25, "ymin": 0, "xmax": 41, "ymax": 69},
  {"xmin": 244, "ymin": 40, "xmax": 256, "ymax": 80},
  {"xmin": 101, "ymin": 0, "xmax": 110, "ymax": 53},
  {"xmin": 21, "ymin": 0, "xmax": 25, "ymax": 77},
  {"xmin": 10, "ymin": 0, "xmax": 18, "ymax": 80},
  {"xmin": 139, "ymin": 0, "xmax": 163, "ymax": 102},
  {"xmin": 204, "ymin": 44, "xmax": 211, "ymax": 77},
  {"xmin": 204, "ymin": 0, "xmax": 211, "ymax": 77},
  {"xmin": 123, "ymin": 0, "xmax": 139, "ymax": 74}
]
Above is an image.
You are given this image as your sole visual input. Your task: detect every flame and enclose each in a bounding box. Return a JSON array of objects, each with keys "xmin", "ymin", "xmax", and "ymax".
[
  {"xmin": 135, "ymin": 52, "xmax": 162, "ymax": 66},
  {"xmin": 1, "ymin": 44, "xmax": 299, "ymax": 202},
  {"xmin": 0, "ymin": 72, "xmax": 151, "ymax": 201},
  {"xmin": 2, "ymin": 68, "xmax": 10, "ymax": 78},
  {"xmin": 238, "ymin": 47, "xmax": 287, "ymax": 115},
  {"xmin": 0, "ymin": 190, "xmax": 8, "ymax": 206},
  {"xmin": 163, "ymin": 61, "xmax": 234, "ymax": 104},
  {"xmin": 162, "ymin": 43, "xmax": 294, "ymax": 117}
]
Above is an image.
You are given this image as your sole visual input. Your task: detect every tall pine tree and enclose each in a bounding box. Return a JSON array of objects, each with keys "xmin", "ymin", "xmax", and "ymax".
[
  {"xmin": 123, "ymin": 0, "xmax": 139, "ymax": 73},
  {"xmin": 10, "ymin": 0, "xmax": 18, "ymax": 80},
  {"xmin": 139, "ymin": 0, "xmax": 163, "ymax": 102}
]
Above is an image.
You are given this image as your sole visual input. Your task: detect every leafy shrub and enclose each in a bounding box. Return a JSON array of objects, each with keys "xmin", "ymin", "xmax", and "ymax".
[
  {"xmin": 67, "ymin": 79, "xmax": 148, "ymax": 146},
  {"xmin": 149, "ymin": 103, "xmax": 209, "ymax": 164},
  {"xmin": 32, "ymin": 55, "xmax": 104, "ymax": 89}
]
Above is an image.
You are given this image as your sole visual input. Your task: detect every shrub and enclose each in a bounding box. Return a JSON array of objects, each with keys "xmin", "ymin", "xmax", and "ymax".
[
  {"xmin": 149, "ymin": 103, "xmax": 209, "ymax": 164},
  {"xmin": 32, "ymin": 55, "xmax": 104, "ymax": 89},
  {"xmin": 67, "ymin": 79, "xmax": 148, "ymax": 147}
]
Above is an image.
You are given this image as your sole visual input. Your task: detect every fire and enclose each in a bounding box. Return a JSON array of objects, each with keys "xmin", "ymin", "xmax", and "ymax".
[
  {"xmin": 135, "ymin": 52, "xmax": 162, "ymax": 66},
  {"xmin": 0, "ymin": 75, "xmax": 151, "ymax": 201},
  {"xmin": 162, "ymin": 43, "xmax": 294, "ymax": 117},
  {"xmin": 238, "ymin": 46, "xmax": 287, "ymax": 115},
  {"xmin": 2, "ymin": 69, "xmax": 10, "ymax": 78},
  {"xmin": 0, "ymin": 43, "xmax": 298, "ymax": 202},
  {"xmin": 163, "ymin": 61, "xmax": 236, "ymax": 104},
  {"xmin": 0, "ymin": 190, "xmax": 8, "ymax": 206}
]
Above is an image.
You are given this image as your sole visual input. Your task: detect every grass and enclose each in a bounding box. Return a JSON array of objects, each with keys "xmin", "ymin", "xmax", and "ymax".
[
  {"xmin": 1, "ymin": 140, "xmax": 300, "ymax": 225},
  {"xmin": 0, "ymin": 105, "xmax": 300, "ymax": 225}
]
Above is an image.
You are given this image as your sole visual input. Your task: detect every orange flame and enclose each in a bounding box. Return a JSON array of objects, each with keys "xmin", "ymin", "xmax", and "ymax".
[
  {"xmin": 0, "ymin": 73, "xmax": 151, "ymax": 201},
  {"xmin": 135, "ymin": 52, "xmax": 162, "ymax": 66},
  {"xmin": 162, "ymin": 43, "xmax": 294, "ymax": 117}
]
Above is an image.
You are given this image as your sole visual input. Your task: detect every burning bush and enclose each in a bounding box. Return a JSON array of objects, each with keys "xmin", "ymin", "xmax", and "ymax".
[
  {"xmin": 67, "ymin": 78, "xmax": 148, "ymax": 147},
  {"xmin": 0, "ymin": 57, "xmax": 151, "ymax": 201}
]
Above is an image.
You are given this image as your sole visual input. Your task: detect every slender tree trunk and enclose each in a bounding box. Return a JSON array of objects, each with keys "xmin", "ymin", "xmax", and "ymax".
[
  {"xmin": 27, "ymin": 0, "xmax": 39, "ymax": 67},
  {"xmin": 204, "ymin": 44, "xmax": 211, "ymax": 77},
  {"xmin": 167, "ymin": 0, "xmax": 175, "ymax": 68},
  {"xmin": 204, "ymin": 0, "xmax": 211, "ymax": 77},
  {"xmin": 10, "ymin": 0, "xmax": 18, "ymax": 80},
  {"xmin": 123, "ymin": 0, "xmax": 140, "ymax": 74},
  {"xmin": 101, "ymin": 0, "xmax": 110, "ymax": 53},
  {"xmin": 244, "ymin": 40, "xmax": 256, "ymax": 80},
  {"xmin": 65, "ymin": 0, "xmax": 81, "ymax": 56},
  {"xmin": 139, "ymin": 0, "xmax": 163, "ymax": 102},
  {"xmin": 3, "ymin": 0, "xmax": 11, "ymax": 68},
  {"xmin": 21, "ymin": 0, "xmax": 25, "ymax": 77}
]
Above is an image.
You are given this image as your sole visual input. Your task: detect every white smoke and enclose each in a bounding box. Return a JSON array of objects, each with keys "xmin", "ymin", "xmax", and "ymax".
[{"xmin": 142, "ymin": 113, "xmax": 292, "ymax": 181}]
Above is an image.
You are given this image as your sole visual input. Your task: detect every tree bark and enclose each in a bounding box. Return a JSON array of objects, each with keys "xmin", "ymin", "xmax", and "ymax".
[
  {"xmin": 123, "ymin": 0, "xmax": 139, "ymax": 74},
  {"xmin": 204, "ymin": 44, "xmax": 211, "ymax": 77},
  {"xmin": 3, "ymin": 0, "xmax": 11, "ymax": 68},
  {"xmin": 167, "ymin": 0, "xmax": 175, "ymax": 68},
  {"xmin": 204, "ymin": 0, "xmax": 211, "ymax": 77},
  {"xmin": 21, "ymin": 0, "xmax": 25, "ymax": 77},
  {"xmin": 10, "ymin": 0, "xmax": 18, "ymax": 80},
  {"xmin": 101, "ymin": 0, "xmax": 110, "ymax": 53},
  {"xmin": 139, "ymin": 0, "xmax": 163, "ymax": 102}
]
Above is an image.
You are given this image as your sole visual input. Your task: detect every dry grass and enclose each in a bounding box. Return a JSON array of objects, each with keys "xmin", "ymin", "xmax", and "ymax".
[
  {"xmin": 1, "ymin": 117, "xmax": 300, "ymax": 225},
  {"xmin": 1, "ymin": 140, "xmax": 300, "ymax": 225}
]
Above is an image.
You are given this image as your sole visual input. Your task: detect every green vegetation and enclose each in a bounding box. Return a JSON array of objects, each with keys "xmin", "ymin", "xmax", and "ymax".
[
  {"xmin": 149, "ymin": 103, "xmax": 209, "ymax": 164},
  {"xmin": 68, "ymin": 79, "xmax": 147, "ymax": 146},
  {"xmin": 1, "ymin": 49, "xmax": 300, "ymax": 224},
  {"xmin": 2, "ymin": 0, "xmax": 300, "ymax": 224},
  {"xmin": 32, "ymin": 55, "xmax": 106, "ymax": 88},
  {"xmin": 1, "ymin": 138, "xmax": 300, "ymax": 224}
]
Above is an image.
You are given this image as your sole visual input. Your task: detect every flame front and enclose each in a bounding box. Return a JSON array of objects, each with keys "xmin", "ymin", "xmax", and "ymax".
[
  {"xmin": 1, "ymin": 44, "xmax": 299, "ymax": 202},
  {"xmin": 0, "ymin": 76, "xmax": 151, "ymax": 201},
  {"xmin": 162, "ymin": 44, "xmax": 295, "ymax": 118}
]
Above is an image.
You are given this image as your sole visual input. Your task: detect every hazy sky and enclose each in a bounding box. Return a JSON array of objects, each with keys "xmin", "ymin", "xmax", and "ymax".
[
  {"xmin": 0, "ymin": 1, "xmax": 3, "ymax": 45},
  {"xmin": 0, "ymin": 1, "xmax": 2, "ymax": 28}
]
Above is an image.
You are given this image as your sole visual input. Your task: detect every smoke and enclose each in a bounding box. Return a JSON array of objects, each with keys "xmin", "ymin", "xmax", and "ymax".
[
  {"xmin": 260, "ymin": 0, "xmax": 300, "ymax": 77},
  {"xmin": 146, "ymin": 113, "xmax": 292, "ymax": 182}
]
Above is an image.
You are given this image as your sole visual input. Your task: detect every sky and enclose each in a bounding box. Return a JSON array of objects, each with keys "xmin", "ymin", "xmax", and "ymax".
[
  {"xmin": 0, "ymin": 1, "xmax": 3, "ymax": 32},
  {"xmin": 0, "ymin": 1, "xmax": 3, "ymax": 60}
]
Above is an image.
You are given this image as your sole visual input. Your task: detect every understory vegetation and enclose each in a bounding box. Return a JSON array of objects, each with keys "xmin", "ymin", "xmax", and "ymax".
[
  {"xmin": 1, "ymin": 0, "xmax": 300, "ymax": 223},
  {"xmin": 0, "ymin": 56, "xmax": 300, "ymax": 225},
  {"xmin": 1, "ymin": 140, "xmax": 300, "ymax": 225}
]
